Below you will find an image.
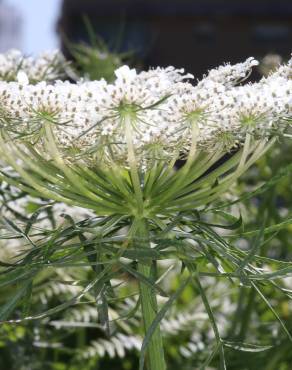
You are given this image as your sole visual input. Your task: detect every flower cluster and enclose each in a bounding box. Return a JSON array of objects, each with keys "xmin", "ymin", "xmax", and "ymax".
[
  {"xmin": 0, "ymin": 52, "xmax": 291, "ymax": 170},
  {"xmin": 0, "ymin": 49, "xmax": 67, "ymax": 83}
]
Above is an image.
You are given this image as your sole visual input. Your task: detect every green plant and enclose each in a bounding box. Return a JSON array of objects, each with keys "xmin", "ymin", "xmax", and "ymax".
[
  {"xmin": 66, "ymin": 17, "xmax": 131, "ymax": 82},
  {"xmin": 0, "ymin": 52, "xmax": 291, "ymax": 370}
]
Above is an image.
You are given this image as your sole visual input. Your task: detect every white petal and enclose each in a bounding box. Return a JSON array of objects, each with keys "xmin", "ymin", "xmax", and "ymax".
[{"xmin": 16, "ymin": 71, "xmax": 29, "ymax": 85}]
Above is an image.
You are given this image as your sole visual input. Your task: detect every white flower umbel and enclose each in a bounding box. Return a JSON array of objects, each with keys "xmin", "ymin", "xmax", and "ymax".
[
  {"xmin": 0, "ymin": 56, "xmax": 290, "ymax": 171},
  {"xmin": 0, "ymin": 49, "xmax": 67, "ymax": 83}
]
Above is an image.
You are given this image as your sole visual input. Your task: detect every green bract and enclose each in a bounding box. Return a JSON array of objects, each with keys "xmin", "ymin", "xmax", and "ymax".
[{"xmin": 0, "ymin": 126, "xmax": 274, "ymax": 217}]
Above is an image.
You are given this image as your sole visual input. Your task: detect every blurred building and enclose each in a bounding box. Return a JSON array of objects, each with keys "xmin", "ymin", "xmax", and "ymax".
[
  {"xmin": 58, "ymin": 0, "xmax": 292, "ymax": 77},
  {"xmin": 0, "ymin": 1, "xmax": 22, "ymax": 51}
]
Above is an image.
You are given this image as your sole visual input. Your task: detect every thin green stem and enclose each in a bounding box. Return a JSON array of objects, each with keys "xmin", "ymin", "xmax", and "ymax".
[
  {"xmin": 124, "ymin": 115, "xmax": 144, "ymax": 214},
  {"xmin": 135, "ymin": 218, "xmax": 166, "ymax": 370}
]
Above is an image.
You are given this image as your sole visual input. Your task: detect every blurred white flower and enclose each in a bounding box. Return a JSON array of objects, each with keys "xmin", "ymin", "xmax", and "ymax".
[
  {"xmin": 16, "ymin": 71, "xmax": 29, "ymax": 85},
  {"xmin": 0, "ymin": 49, "xmax": 66, "ymax": 83}
]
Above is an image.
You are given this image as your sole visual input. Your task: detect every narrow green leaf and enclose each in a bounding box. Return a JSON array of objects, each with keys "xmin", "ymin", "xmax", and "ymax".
[
  {"xmin": 0, "ymin": 280, "xmax": 32, "ymax": 320},
  {"xmin": 223, "ymin": 340, "xmax": 273, "ymax": 352}
]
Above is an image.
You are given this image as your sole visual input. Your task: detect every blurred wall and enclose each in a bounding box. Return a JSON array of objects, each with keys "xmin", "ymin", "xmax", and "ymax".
[{"xmin": 58, "ymin": 0, "xmax": 292, "ymax": 77}]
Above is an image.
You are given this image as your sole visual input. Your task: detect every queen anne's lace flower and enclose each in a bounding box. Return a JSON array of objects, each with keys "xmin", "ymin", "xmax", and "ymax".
[
  {"xmin": 0, "ymin": 49, "xmax": 67, "ymax": 83},
  {"xmin": 0, "ymin": 52, "xmax": 291, "ymax": 170},
  {"xmin": 199, "ymin": 57, "xmax": 259, "ymax": 88}
]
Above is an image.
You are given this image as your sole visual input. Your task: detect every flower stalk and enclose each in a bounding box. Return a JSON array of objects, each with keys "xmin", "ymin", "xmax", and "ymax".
[
  {"xmin": 125, "ymin": 112, "xmax": 166, "ymax": 369},
  {"xmin": 135, "ymin": 217, "xmax": 166, "ymax": 370}
]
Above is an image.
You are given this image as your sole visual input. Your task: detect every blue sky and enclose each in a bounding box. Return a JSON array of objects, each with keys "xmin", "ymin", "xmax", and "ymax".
[{"xmin": 7, "ymin": 0, "xmax": 61, "ymax": 54}]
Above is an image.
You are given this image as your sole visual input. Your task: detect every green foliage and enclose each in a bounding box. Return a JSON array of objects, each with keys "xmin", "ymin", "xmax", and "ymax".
[
  {"xmin": 1, "ymin": 175, "xmax": 292, "ymax": 369},
  {"xmin": 66, "ymin": 17, "xmax": 131, "ymax": 82}
]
